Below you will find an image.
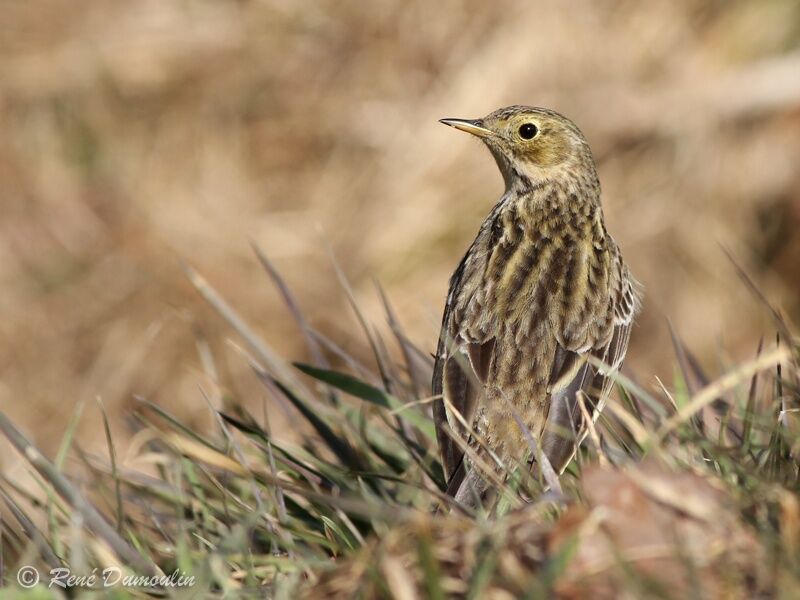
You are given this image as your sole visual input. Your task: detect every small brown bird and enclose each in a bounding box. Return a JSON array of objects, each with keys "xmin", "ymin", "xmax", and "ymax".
[{"xmin": 433, "ymin": 106, "xmax": 640, "ymax": 507}]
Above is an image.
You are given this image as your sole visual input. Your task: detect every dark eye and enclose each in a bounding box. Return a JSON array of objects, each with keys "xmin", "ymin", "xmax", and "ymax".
[{"xmin": 518, "ymin": 123, "xmax": 538, "ymax": 139}]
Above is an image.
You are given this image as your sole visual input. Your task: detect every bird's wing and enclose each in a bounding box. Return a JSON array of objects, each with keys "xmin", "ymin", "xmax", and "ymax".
[
  {"xmin": 433, "ymin": 238, "xmax": 498, "ymax": 486},
  {"xmin": 539, "ymin": 259, "xmax": 640, "ymax": 473},
  {"xmin": 433, "ymin": 260, "xmax": 464, "ymax": 485}
]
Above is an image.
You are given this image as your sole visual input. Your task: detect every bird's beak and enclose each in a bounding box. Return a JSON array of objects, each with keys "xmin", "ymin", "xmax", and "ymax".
[{"xmin": 439, "ymin": 118, "xmax": 494, "ymax": 139}]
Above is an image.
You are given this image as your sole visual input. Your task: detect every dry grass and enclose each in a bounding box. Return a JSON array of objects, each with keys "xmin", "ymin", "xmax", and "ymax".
[{"xmin": 0, "ymin": 253, "xmax": 798, "ymax": 597}]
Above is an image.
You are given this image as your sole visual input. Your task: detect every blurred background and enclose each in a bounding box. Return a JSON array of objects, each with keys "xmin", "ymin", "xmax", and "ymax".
[{"xmin": 2, "ymin": 0, "xmax": 800, "ymax": 471}]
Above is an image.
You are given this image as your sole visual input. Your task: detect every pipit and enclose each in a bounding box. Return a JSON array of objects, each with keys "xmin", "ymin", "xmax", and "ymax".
[{"xmin": 433, "ymin": 106, "xmax": 640, "ymax": 507}]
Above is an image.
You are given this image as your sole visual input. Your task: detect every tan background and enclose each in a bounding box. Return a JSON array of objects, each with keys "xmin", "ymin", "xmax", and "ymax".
[{"xmin": 2, "ymin": 0, "xmax": 800, "ymax": 467}]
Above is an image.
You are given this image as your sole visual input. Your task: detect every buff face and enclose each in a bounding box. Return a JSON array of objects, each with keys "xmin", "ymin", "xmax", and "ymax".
[
  {"xmin": 482, "ymin": 108, "xmax": 578, "ymax": 169},
  {"xmin": 441, "ymin": 105, "xmax": 591, "ymax": 187}
]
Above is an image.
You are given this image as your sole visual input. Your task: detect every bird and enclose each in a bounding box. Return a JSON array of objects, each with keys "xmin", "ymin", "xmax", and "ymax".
[{"xmin": 432, "ymin": 105, "xmax": 640, "ymax": 508}]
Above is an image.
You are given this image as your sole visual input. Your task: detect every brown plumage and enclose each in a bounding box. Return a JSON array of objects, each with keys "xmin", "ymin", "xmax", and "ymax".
[{"xmin": 433, "ymin": 106, "xmax": 640, "ymax": 507}]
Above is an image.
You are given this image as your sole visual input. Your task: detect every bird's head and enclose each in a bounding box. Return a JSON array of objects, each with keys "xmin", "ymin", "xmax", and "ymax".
[{"xmin": 440, "ymin": 105, "xmax": 595, "ymax": 190}]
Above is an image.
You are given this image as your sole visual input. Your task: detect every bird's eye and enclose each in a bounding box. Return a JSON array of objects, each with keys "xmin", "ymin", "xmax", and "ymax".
[{"xmin": 518, "ymin": 123, "xmax": 538, "ymax": 139}]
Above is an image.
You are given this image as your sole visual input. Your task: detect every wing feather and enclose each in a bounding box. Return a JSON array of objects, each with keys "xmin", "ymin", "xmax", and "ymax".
[
  {"xmin": 432, "ymin": 221, "xmax": 502, "ymax": 487},
  {"xmin": 538, "ymin": 260, "xmax": 640, "ymax": 473}
]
